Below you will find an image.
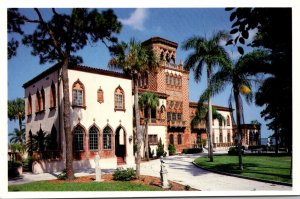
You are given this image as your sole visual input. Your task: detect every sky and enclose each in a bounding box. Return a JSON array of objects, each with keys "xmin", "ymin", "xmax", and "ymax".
[{"xmin": 7, "ymin": 8, "xmax": 273, "ymax": 139}]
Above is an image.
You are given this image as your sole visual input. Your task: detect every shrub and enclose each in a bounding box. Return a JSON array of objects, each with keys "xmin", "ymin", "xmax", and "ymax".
[
  {"xmin": 156, "ymin": 138, "xmax": 166, "ymax": 158},
  {"xmin": 228, "ymin": 146, "xmax": 244, "ymax": 155},
  {"xmin": 23, "ymin": 156, "xmax": 32, "ymax": 171},
  {"xmin": 8, "ymin": 160, "xmax": 22, "ymax": 168},
  {"xmin": 112, "ymin": 167, "xmax": 136, "ymax": 181},
  {"xmin": 185, "ymin": 185, "xmax": 191, "ymax": 191},
  {"xmin": 57, "ymin": 169, "xmax": 67, "ymax": 180},
  {"xmin": 168, "ymin": 144, "xmax": 176, "ymax": 155},
  {"xmin": 8, "ymin": 161, "xmax": 23, "ymax": 178},
  {"xmin": 182, "ymin": 148, "xmax": 203, "ymax": 154}
]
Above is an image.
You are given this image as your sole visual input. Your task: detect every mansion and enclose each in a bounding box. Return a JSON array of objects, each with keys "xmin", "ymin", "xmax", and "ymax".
[{"xmin": 23, "ymin": 37, "xmax": 260, "ymax": 173}]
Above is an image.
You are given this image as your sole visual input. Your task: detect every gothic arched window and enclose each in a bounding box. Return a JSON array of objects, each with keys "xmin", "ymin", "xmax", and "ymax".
[
  {"xmin": 89, "ymin": 126, "xmax": 99, "ymax": 150},
  {"xmin": 72, "ymin": 79, "xmax": 85, "ymax": 107},
  {"xmin": 50, "ymin": 81, "xmax": 56, "ymax": 108},
  {"xmin": 103, "ymin": 126, "xmax": 112, "ymax": 149},
  {"xmin": 114, "ymin": 86, "xmax": 125, "ymax": 111},
  {"xmin": 73, "ymin": 126, "xmax": 84, "ymax": 151}
]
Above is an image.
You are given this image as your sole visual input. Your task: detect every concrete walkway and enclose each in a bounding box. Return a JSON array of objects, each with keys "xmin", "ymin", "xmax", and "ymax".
[
  {"xmin": 9, "ymin": 151, "xmax": 292, "ymax": 191},
  {"xmin": 140, "ymin": 152, "xmax": 292, "ymax": 191}
]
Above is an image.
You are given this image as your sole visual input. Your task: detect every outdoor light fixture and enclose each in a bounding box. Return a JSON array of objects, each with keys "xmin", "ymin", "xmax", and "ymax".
[{"xmin": 129, "ymin": 135, "xmax": 133, "ymax": 143}]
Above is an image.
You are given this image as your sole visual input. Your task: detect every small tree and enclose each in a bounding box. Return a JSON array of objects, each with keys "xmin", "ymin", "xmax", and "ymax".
[
  {"xmin": 168, "ymin": 144, "xmax": 176, "ymax": 156},
  {"xmin": 138, "ymin": 92, "xmax": 159, "ymax": 161},
  {"xmin": 8, "ymin": 98, "xmax": 25, "ymax": 134},
  {"xmin": 156, "ymin": 138, "xmax": 166, "ymax": 158}
]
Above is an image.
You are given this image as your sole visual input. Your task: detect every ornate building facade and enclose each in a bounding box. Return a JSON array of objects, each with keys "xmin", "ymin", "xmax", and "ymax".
[{"xmin": 23, "ymin": 37, "xmax": 260, "ymax": 173}]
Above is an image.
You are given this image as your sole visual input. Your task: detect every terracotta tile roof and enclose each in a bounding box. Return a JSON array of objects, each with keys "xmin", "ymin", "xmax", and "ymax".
[
  {"xmin": 23, "ymin": 63, "xmax": 131, "ymax": 88},
  {"xmin": 142, "ymin": 37, "xmax": 178, "ymax": 49},
  {"xmin": 189, "ymin": 102, "xmax": 233, "ymax": 112}
]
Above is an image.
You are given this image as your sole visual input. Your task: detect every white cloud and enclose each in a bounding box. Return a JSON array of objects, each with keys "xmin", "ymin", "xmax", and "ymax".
[{"xmin": 119, "ymin": 8, "xmax": 149, "ymax": 31}]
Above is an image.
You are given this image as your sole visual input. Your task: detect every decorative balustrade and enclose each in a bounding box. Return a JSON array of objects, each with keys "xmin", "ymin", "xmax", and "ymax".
[
  {"xmin": 32, "ymin": 150, "xmax": 61, "ymax": 161},
  {"xmin": 213, "ymin": 142, "xmax": 235, "ymax": 148},
  {"xmin": 167, "ymin": 120, "xmax": 186, "ymax": 128}
]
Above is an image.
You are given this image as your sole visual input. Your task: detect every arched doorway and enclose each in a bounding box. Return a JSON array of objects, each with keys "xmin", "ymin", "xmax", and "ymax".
[{"xmin": 115, "ymin": 126, "xmax": 126, "ymax": 164}]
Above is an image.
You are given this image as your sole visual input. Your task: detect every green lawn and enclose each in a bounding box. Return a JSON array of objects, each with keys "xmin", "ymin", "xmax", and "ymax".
[
  {"xmin": 8, "ymin": 181, "xmax": 162, "ymax": 191},
  {"xmin": 194, "ymin": 154, "xmax": 292, "ymax": 184}
]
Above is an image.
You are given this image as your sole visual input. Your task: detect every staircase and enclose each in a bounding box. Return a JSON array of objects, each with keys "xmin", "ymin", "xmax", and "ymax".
[{"xmin": 117, "ymin": 157, "xmax": 126, "ymax": 165}]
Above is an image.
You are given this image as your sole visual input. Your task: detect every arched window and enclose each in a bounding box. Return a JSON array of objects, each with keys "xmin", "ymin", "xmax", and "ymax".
[
  {"xmin": 103, "ymin": 126, "xmax": 112, "ymax": 149},
  {"xmin": 97, "ymin": 87, "xmax": 104, "ymax": 104},
  {"xmin": 73, "ymin": 126, "xmax": 84, "ymax": 151},
  {"xmin": 177, "ymin": 134, "xmax": 182, "ymax": 145},
  {"xmin": 72, "ymin": 79, "xmax": 85, "ymax": 107},
  {"xmin": 49, "ymin": 125, "xmax": 58, "ymax": 150},
  {"xmin": 114, "ymin": 86, "xmax": 125, "ymax": 111},
  {"xmin": 227, "ymin": 115, "xmax": 230, "ymax": 126},
  {"xmin": 165, "ymin": 74, "xmax": 169, "ymax": 84},
  {"xmin": 28, "ymin": 93, "xmax": 32, "ymax": 115},
  {"xmin": 36, "ymin": 90, "xmax": 41, "ymax": 112},
  {"xmin": 170, "ymin": 134, "xmax": 174, "ymax": 145},
  {"xmin": 218, "ymin": 118, "xmax": 222, "ymax": 127},
  {"xmin": 220, "ymin": 130, "xmax": 223, "ymax": 143},
  {"xmin": 160, "ymin": 51, "xmax": 164, "ymax": 60},
  {"xmin": 50, "ymin": 81, "xmax": 56, "ymax": 108},
  {"xmin": 41, "ymin": 87, "xmax": 45, "ymax": 111},
  {"xmin": 227, "ymin": 130, "xmax": 231, "ymax": 143},
  {"xmin": 89, "ymin": 126, "xmax": 99, "ymax": 150}
]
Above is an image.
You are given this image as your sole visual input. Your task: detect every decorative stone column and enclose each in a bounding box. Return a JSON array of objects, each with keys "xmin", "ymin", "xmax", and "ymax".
[
  {"xmin": 160, "ymin": 156, "xmax": 170, "ymax": 189},
  {"xmin": 94, "ymin": 153, "xmax": 103, "ymax": 182}
]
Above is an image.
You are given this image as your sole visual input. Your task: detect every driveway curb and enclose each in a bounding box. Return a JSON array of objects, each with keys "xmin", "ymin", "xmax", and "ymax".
[{"xmin": 192, "ymin": 161, "xmax": 292, "ymax": 187}]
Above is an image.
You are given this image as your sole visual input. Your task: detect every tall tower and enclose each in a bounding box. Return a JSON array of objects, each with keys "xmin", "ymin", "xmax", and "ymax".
[{"xmin": 143, "ymin": 37, "xmax": 191, "ymax": 152}]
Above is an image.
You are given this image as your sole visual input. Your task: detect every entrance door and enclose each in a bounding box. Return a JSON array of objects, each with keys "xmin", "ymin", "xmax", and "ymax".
[{"xmin": 115, "ymin": 127, "xmax": 126, "ymax": 163}]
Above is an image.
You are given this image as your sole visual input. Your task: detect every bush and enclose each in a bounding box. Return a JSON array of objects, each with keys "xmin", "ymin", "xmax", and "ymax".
[
  {"xmin": 185, "ymin": 185, "xmax": 191, "ymax": 191},
  {"xmin": 168, "ymin": 144, "xmax": 176, "ymax": 155},
  {"xmin": 8, "ymin": 161, "xmax": 23, "ymax": 178},
  {"xmin": 228, "ymin": 146, "xmax": 244, "ymax": 155},
  {"xmin": 8, "ymin": 160, "xmax": 22, "ymax": 168},
  {"xmin": 23, "ymin": 156, "xmax": 32, "ymax": 171},
  {"xmin": 156, "ymin": 138, "xmax": 166, "ymax": 158},
  {"xmin": 182, "ymin": 148, "xmax": 203, "ymax": 154},
  {"xmin": 113, "ymin": 167, "xmax": 136, "ymax": 181},
  {"xmin": 57, "ymin": 169, "xmax": 67, "ymax": 180}
]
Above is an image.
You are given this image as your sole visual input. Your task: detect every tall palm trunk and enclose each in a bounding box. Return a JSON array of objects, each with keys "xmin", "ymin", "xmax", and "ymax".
[
  {"xmin": 133, "ymin": 74, "xmax": 142, "ymax": 179},
  {"xmin": 61, "ymin": 58, "xmax": 75, "ymax": 180},
  {"xmin": 207, "ymin": 67, "xmax": 214, "ymax": 162},
  {"xmin": 144, "ymin": 108, "xmax": 151, "ymax": 161},
  {"xmin": 233, "ymin": 88, "xmax": 243, "ymax": 170}
]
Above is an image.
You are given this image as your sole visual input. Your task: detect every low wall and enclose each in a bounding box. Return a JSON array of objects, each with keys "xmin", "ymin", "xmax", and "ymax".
[{"xmin": 32, "ymin": 157, "xmax": 121, "ymax": 174}]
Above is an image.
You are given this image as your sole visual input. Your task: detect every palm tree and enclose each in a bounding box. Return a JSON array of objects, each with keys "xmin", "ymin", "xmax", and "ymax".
[
  {"xmin": 191, "ymin": 104, "xmax": 226, "ymax": 149},
  {"xmin": 139, "ymin": 92, "xmax": 159, "ymax": 161},
  {"xmin": 108, "ymin": 38, "xmax": 159, "ymax": 178},
  {"xmin": 8, "ymin": 98, "xmax": 25, "ymax": 132},
  {"xmin": 9, "ymin": 128, "xmax": 25, "ymax": 144},
  {"xmin": 199, "ymin": 50, "xmax": 269, "ymax": 170},
  {"xmin": 182, "ymin": 31, "xmax": 230, "ymax": 162}
]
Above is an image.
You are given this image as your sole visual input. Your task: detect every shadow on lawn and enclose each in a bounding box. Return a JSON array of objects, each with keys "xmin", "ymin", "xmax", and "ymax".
[{"xmin": 207, "ymin": 162, "xmax": 292, "ymax": 182}]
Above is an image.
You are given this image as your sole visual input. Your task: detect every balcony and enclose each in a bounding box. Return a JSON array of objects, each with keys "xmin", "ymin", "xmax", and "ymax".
[
  {"xmin": 167, "ymin": 120, "xmax": 186, "ymax": 128},
  {"xmin": 192, "ymin": 122, "xmax": 206, "ymax": 130},
  {"xmin": 140, "ymin": 118, "xmax": 166, "ymax": 125}
]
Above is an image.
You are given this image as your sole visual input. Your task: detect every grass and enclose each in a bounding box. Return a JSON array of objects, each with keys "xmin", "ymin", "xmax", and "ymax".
[
  {"xmin": 194, "ymin": 154, "xmax": 292, "ymax": 184},
  {"xmin": 8, "ymin": 181, "xmax": 162, "ymax": 191}
]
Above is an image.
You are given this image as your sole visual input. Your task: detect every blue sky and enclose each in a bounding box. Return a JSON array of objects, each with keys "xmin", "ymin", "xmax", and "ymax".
[{"xmin": 8, "ymin": 8, "xmax": 271, "ymax": 138}]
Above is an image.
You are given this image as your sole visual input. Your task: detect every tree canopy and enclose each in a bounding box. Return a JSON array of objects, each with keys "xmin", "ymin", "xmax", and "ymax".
[{"xmin": 226, "ymin": 8, "xmax": 292, "ymax": 152}]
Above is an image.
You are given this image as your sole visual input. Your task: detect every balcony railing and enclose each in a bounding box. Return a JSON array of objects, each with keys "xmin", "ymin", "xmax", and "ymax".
[
  {"xmin": 192, "ymin": 123, "xmax": 206, "ymax": 130},
  {"xmin": 140, "ymin": 118, "xmax": 166, "ymax": 125},
  {"xmin": 164, "ymin": 62, "xmax": 184, "ymax": 70},
  {"xmin": 167, "ymin": 120, "xmax": 186, "ymax": 128},
  {"xmin": 32, "ymin": 150, "xmax": 62, "ymax": 161}
]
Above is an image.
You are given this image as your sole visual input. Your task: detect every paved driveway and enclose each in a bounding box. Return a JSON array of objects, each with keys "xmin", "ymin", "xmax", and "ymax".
[{"xmin": 140, "ymin": 153, "xmax": 292, "ymax": 191}]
